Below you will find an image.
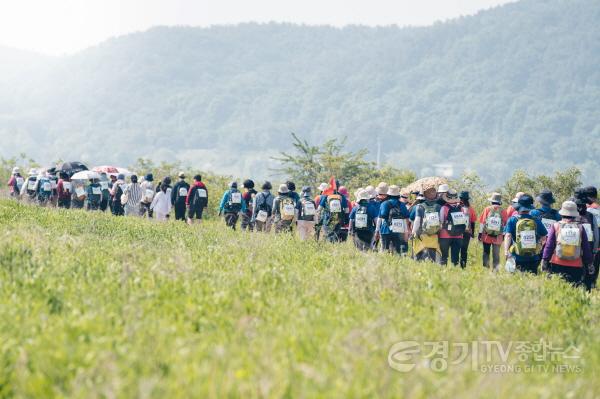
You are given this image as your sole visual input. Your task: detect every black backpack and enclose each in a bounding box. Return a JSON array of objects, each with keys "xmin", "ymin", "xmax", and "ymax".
[
  {"xmin": 387, "ymin": 203, "xmax": 403, "ymax": 225},
  {"xmin": 445, "ymin": 204, "xmax": 467, "ymax": 235},
  {"xmin": 355, "ymin": 205, "xmax": 372, "ymax": 230},
  {"xmin": 191, "ymin": 185, "xmax": 208, "ymax": 209},
  {"xmin": 257, "ymin": 192, "xmax": 273, "ymax": 216},
  {"xmin": 224, "ymin": 189, "xmax": 242, "ymax": 213}
]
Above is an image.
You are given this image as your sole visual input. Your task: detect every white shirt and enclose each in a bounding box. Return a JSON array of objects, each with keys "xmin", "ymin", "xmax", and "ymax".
[{"xmin": 150, "ymin": 189, "xmax": 172, "ymax": 215}]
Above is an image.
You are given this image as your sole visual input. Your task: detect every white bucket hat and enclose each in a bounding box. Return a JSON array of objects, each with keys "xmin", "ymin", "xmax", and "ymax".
[
  {"xmin": 12, "ymin": 167, "xmax": 20, "ymax": 174},
  {"xmin": 387, "ymin": 185, "xmax": 401, "ymax": 197},
  {"xmin": 278, "ymin": 184, "xmax": 290, "ymax": 194},
  {"xmin": 357, "ymin": 190, "xmax": 370, "ymax": 202},
  {"xmin": 512, "ymin": 192, "xmax": 525, "ymax": 203},
  {"xmin": 559, "ymin": 201, "xmax": 579, "ymax": 218},
  {"xmin": 318, "ymin": 183, "xmax": 328, "ymax": 192},
  {"xmin": 438, "ymin": 184, "xmax": 449, "ymax": 194},
  {"xmin": 376, "ymin": 182, "xmax": 389, "ymax": 195},
  {"xmin": 488, "ymin": 192, "xmax": 502, "ymax": 204}
]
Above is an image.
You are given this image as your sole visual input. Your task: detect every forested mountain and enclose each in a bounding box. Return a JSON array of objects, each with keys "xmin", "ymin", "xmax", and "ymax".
[{"xmin": 0, "ymin": 0, "xmax": 599, "ymax": 184}]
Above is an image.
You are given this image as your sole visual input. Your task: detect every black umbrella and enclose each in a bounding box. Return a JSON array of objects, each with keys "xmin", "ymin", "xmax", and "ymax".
[{"xmin": 57, "ymin": 161, "xmax": 88, "ymax": 176}]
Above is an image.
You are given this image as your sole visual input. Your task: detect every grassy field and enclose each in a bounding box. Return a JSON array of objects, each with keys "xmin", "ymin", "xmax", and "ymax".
[{"xmin": 0, "ymin": 199, "xmax": 598, "ymax": 398}]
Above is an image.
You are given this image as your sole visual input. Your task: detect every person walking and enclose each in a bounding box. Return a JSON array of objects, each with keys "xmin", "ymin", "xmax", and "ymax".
[
  {"xmin": 186, "ymin": 175, "xmax": 208, "ymax": 225},
  {"xmin": 110, "ymin": 174, "xmax": 126, "ymax": 216},
  {"xmin": 314, "ymin": 182, "xmax": 329, "ymax": 241},
  {"xmin": 7, "ymin": 167, "xmax": 24, "ymax": 198},
  {"xmin": 376, "ymin": 185, "xmax": 410, "ymax": 255},
  {"xmin": 172, "ymin": 172, "xmax": 190, "ymax": 222},
  {"xmin": 459, "ymin": 191, "xmax": 477, "ymax": 268},
  {"xmin": 123, "ymin": 175, "xmax": 143, "ymax": 217},
  {"xmin": 86, "ymin": 178, "xmax": 103, "ymax": 211},
  {"xmin": 272, "ymin": 184, "xmax": 296, "ymax": 234},
  {"xmin": 317, "ymin": 182, "xmax": 350, "ymax": 243},
  {"xmin": 241, "ymin": 179, "xmax": 257, "ymax": 231},
  {"xmin": 438, "ymin": 189, "xmax": 467, "ymax": 267},
  {"xmin": 410, "ymin": 186, "xmax": 442, "ymax": 262},
  {"xmin": 478, "ymin": 193, "xmax": 508, "ymax": 270},
  {"xmin": 56, "ymin": 172, "xmax": 72, "ymax": 209},
  {"xmin": 252, "ymin": 181, "xmax": 275, "ymax": 233},
  {"xmin": 219, "ymin": 182, "xmax": 245, "ymax": 230},
  {"xmin": 581, "ymin": 186, "xmax": 600, "ymax": 289},
  {"xmin": 541, "ymin": 200, "xmax": 594, "ymax": 287},
  {"xmin": 150, "ymin": 183, "xmax": 172, "ymax": 221},
  {"xmin": 349, "ymin": 189, "xmax": 379, "ymax": 251},
  {"xmin": 296, "ymin": 186, "xmax": 317, "ymax": 240},
  {"xmin": 531, "ymin": 189, "xmax": 561, "ymax": 233},
  {"xmin": 71, "ymin": 180, "xmax": 86, "ymax": 209},
  {"xmin": 99, "ymin": 172, "xmax": 111, "ymax": 212},
  {"xmin": 139, "ymin": 173, "xmax": 155, "ymax": 218},
  {"xmin": 504, "ymin": 194, "xmax": 548, "ymax": 274},
  {"xmin": 20, "ymin": 168, "xmax": 39, "ymax": 203}
]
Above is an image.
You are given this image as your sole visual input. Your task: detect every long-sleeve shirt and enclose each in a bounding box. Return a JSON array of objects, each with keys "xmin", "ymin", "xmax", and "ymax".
[
  {"xmin": 185, "ymin": 181, "xmax": 208, "ymax": 207},
  {"xmin": 151, "ymin": 189, "xmax": 172, "ymax": 215},
  {"xmin": 172, "ymin": 180, "xmax": 190, "ymax": 205},
  {"xmin": 378, "ymin": 198, "xmax": 409, "ymax": 235},
  {"xmin": 57, "ymin": 179, "xmax": 72, "ymax": 200},
  {"xmin": 542, "ymin": 223, "xmax": 592, "ymax": 267},
  {"xmin": 123, "ymin": 183, "xmax": 142, "ymax": 206},
  {"xmin": 219, "ymin": 190, "xmax": 247, "ymax": 213},
  {"xmin": 478, "ymin": 205, "xmax": 509, "ymax": 245},
  {"xmin": 252, "ymin": 191, "xmax": 274, "ymax": 220}
]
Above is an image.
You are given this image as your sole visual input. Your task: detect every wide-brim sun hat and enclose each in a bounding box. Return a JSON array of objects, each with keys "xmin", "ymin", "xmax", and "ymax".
[
  {"xmin": 318, "ymin": 183, "xmax": 328, "ymax": 191},
  {"xmin": 438, "ymin": 184, "xmax": 449, "ymax": 193},
  {"xmin": 488, "ymin": 192, "xmax": 502, "ymax": 204},
  {"xmin": 357, "ymin": 190, "xmax": 370, "ymax": 202},
  {"xmin": 278, "ymin": 184, "xmax": 289, "ymax": 194},
  {"xmin": 376, "ymin": 182, "xmax": 389, "ymax": 195},
  {"xmin": 12, "ymin": 167, "xmax": 20, "ymax": 174},
  {"xmin": 559, "ymin": 200, "xmax": 579, "ymax": 218},
  {"xmin": 178, "ymin": 172, "xmax": 185, "ymax": 178},
  {"xmin": 387, "ymin": 185, "xmax": 401, "ymax": 197},
  {"xmin": 442, "ymin": 189, "xmax": 460, "ymax": 204},
  {"xmin": 515, "ymin": 194, "xmax": 535, "ymax": 211}
]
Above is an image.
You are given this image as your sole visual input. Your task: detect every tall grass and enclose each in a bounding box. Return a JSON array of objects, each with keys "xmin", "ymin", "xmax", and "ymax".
[{"xmin": 0, "ymin": 200, "xmax": 598, "ymax": 398}]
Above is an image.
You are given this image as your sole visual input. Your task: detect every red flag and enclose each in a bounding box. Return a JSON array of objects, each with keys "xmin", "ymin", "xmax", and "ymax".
[{"xmin": 322, "ymin": 176, "xmax": 337, "ymax": 196}]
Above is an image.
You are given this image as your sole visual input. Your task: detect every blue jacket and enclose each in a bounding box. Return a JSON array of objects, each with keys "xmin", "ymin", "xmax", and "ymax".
[
  {"xmin": 379, "ymin": 198, "xmax": 409, "ymax": 235},
  {"xmin": 219, "ymin": 189, "xmax": 247, "ymax": 213}
]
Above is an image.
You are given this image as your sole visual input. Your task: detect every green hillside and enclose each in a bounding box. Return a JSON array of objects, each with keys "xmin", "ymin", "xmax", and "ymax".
[
  {"xmin": 1, "ymin": 0, "xmax": 599, "ymax": 184},
  {"xmin": 0, "ymin": 200, "xmax": 598, "ymax": 397}
]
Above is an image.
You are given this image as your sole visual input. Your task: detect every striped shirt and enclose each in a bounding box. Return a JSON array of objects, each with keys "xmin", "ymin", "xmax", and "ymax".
[{"xmin": 124, "ymin": 183, "xmax": 143, "ymax": 206}]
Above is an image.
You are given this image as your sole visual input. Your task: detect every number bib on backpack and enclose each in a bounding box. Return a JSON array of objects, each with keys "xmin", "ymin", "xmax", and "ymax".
[
  {"xmin": 560, "ymin": 224, "xmax": 580, "ymax": 245},
  {"xmin": 582, "ymin": 223, "xmax": 593, "ymax": 242},
  {"xmin": 355, "ymin": 213, "xmax": 368, "ymax": 229},
  {"xmin": 231, "ymin": 192, "xmax": 241, "ymax": 203},
  {"xmin": 425, "ymin": 212, "xmax": 440, "ymax": 227},
  {"xmin": 63, "ymin": 182, "xmax": 72, "ymax": 191},
  {"xmin": 541, "ymin": 218, "xmax": 555, "ymax": 232},
  {"xmin": 92, "ymin": 187, "xmax": 102, "ymax": 195},
  {"xmin": 486, "ymin": 216, "xmax": 502, "ymax": 232},
  {"xmin": 303, "ymin": 202, "xmax": 316, "ymax": 216},
  {"xmin": 27, "ymin": 181, "xmax": 36, "ymax": 190},
  {"xmin": 519, "ymin": 230, "xmax": 537, "ymax": 249},
  {"xmin": 101, "ymin": 182, "xmax": 109, "ymax": 190},
  {"xmin": 51, "ymin": 180, "xmax": 58, "ymax": 189},
  {"xmin": 179, "ymin": 187, "xmax": 188, "ymax": 197},
  {"xmin": 42, "ymin": 182, "xmax": 52, "ymax": 192},
  {"xmin": 198, "ymin": 189, "xmax": 207, "ymax": 198},
  {"xmin": 391, "ymin": 218, "xmax": 406, "ymax": 233},
  {"xmin": 16, "ymin": 177, "xmax": 24, "ymax": 187},
  {"xmin": 329, "ymin": 199, "xmax": 342, "ymax": 213},
  {"xmin": 451, "ymin": 212, "xmax": 467, "ymax": 225},
  {"xmin": 75, "ymin": 187, "xmax": 85, "ymax": 197},
  {"xmin": 588, "ymin": 208, "xmax": 600, "ymax": 226},
  {"xmin": 283, "ymin": 204, "xmax": 295, "ymax": 217},
  {"xmin": 256, "ymin": 210, "xmax": 268, "ymax": 222}
]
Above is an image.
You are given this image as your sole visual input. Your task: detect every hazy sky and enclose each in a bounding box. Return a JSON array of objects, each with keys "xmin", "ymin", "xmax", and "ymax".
[{"xmin": 0, "ymin": 0, "xmax": 514, "ymax": 55}]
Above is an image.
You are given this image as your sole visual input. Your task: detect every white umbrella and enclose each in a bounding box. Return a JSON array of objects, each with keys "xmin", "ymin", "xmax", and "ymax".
[
  {"xmin": 116, "ymin": 167, "xmax": 133, "ymax": 177},
  {"xmin": 71, "ymin": 170, "xmax": 101, "ymax": 180}
]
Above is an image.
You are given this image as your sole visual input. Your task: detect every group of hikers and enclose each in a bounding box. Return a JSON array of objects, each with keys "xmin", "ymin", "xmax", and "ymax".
[{"xmin": 6, "ymin": 166, "xmax": 600, "ymax": 290}]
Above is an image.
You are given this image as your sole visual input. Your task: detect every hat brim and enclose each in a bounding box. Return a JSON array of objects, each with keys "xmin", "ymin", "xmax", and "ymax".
[
  {"xmin": 488, "ymin": 198, "xmax": 502, "ymax": 204},
  {"xmin": 515, "ymin": 204, "xmax": 534, "ymax": 211},
  {"xmin": 559, "ymin": 209, "xmax": 579, "ymax": 217}
]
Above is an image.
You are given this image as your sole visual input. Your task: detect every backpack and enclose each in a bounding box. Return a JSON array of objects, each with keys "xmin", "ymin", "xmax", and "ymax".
[
  {"xmin": 299, "ymin": 198, "xmax": 316, "ymax": 221},
  {"xmin": 444, "ymin": 204, "xmax": 467, "ymax": 235},
  {"xmin": 280, "ymin": 196, "xmax": 296, "ymax": 221},
  {"xmin": 513, "ymin": 216, "xmax": 539, "ymax": 257},
  {"xmin": 537, "ymin": 208, "xmax": 559, "ymax": 233},
  {"xmin": 326, "ymin": 194, "xmax": 343, "ymax": 224},
  {"xmin": 484, "ymin": 206, "xmax": 503, "ymax": 236},
  {"xmin": 89, "ymin": 184, "xmax": 102, "ymax": 206},
  {"xmin": 175, "ymin": 183, "xmax": 189, "ymax": 203},
  {"xmin": 191, "ymin": 185, "xmax": 208, "ymax": 209},
  {"xmin": 421, "ymin": 203, "xmax": 440, "ymax": 235},
  {"xmin": 224, "ymin": 189, "xmax": 241, "ymax": 213},
  {"xmin": 555, "ymin": 222, "xmax": 582, "ymax": 261},
  {"xmin": 388, "ymin": 202, "xmax": 407, "ymax": 234},
  {"xmin": 355, "ymin": 205, "xmax": 372, "ymax": 231},
  {"xmin": 26, "ymin": 176, "xmax": 38, "ymax": 196}
]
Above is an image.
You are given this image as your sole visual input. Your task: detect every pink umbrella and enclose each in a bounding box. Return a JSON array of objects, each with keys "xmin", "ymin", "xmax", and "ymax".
[{"xmin": 93, "ymin": 165, "xmax": 120, "ymax": 174}]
